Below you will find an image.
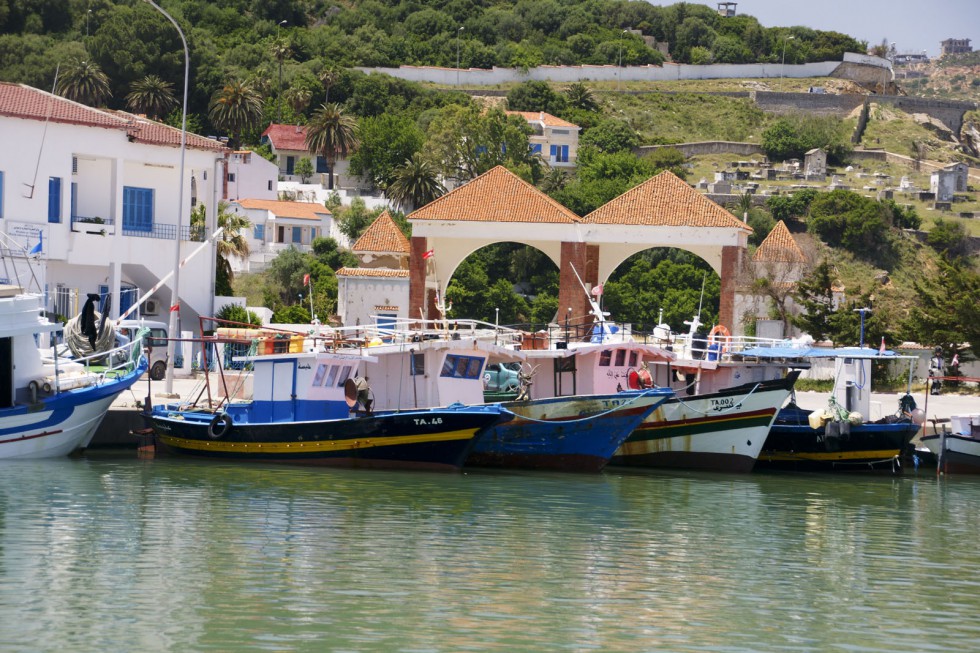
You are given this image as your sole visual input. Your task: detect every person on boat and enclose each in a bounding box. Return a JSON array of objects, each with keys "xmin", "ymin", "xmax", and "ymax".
[{"xmin": 929, "ymin": 347, "xmax": 944, "ymax": 395}]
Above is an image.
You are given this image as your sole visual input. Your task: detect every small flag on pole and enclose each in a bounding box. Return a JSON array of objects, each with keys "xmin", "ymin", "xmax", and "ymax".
[
  {"xmin": 29, "ymin": 234, "xmax": 42, "ymax": 255},
  {"xmin": 170, "ymin": 303, "xmax": 180, "ymax": 313},
  {"xmin": 879, "ymin": 336, "xmax": 886, "ymax": 355},
  {"xmin": 303, "ymin": 273, "xmax": 310, "ymax": 286},
  {"xmin": 422, "ymin": 250, "xmax": 434, "ymax": 260},
  {"xmin": 591, "ymin": 283, "xmax": 603, "ymax": 297}
]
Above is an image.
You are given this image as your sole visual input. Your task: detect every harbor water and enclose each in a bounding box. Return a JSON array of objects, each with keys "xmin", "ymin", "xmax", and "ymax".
[{"xmin": 2, "ymin": 452, "xmax": 980, "ymax": 652}]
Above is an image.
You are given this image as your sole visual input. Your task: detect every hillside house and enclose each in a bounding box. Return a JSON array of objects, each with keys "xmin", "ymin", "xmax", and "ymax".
[
  {"xmin": 940, "ymin": 38, "xmax": 972, "ymax": 56},
  {"xmin": 0, "ymin": 81, "xmax": 262, "ymax": 330},
  {"xmin": 505, "ymin": 111, "xmax": 580, "ymax": 167},
  {"xmin": 227, "ymin": 198, "xmax": 342, "ymax": 272},
  {"xmin": 260, "ymin": 123, "xmax": 355, "ymax": 189}
]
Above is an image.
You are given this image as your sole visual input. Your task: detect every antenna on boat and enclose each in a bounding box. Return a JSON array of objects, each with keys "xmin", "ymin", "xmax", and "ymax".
[{"xmin": 684, "ymin": 273, "xmax": 707, "ymax": 338}]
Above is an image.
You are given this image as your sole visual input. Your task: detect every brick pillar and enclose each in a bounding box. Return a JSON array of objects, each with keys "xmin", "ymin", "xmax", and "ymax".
[
  {"xmin": 409, "ymin": 236, "xmax": 428, "ymax": 323},
  {"xmin": 585, "ymin": 244, "xmax": 600, "ymax": 290},
  {"xmin": 719, "ymin": 245, "xmax": 741, "ymax": 330},
  {"xmin": 558, "ymin": 242, "xmax": 589, "ymax": 335}
]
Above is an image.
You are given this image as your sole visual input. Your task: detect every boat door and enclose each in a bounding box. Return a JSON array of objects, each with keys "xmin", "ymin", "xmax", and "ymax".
[
  {"xmin": 270, "ymin": 359, "xmax": 297, "ymax": 421},
  {"xmin": 0, "ymin": 337, "xmax": 11, "ymax": 408}
]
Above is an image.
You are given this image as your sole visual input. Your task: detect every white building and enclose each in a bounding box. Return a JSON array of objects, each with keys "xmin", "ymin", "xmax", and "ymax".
[
  {"xmin": 0, "ymin": 81, "xmax": 251, "ymax": 330},
  {"xmin": 227, "ymin": 199, "xmax": 342, "ymax": 272},
  {"xmin": 225, "ymin": 150, "xmax": 279, "ymax": 202},
  {"xmin": 505, "ymin": 111, "xmax": 581, "ymax": 167},
  {"xmin": 260, "ymin": 123, "xmax": 357, "ymax": 190}
]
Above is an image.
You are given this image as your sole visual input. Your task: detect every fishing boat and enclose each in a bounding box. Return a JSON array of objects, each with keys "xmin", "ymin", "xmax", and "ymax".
[
  {"xmin": 146, "ymin": 328, "xmax": 512, "ymax": 471},
  {"xmin": 921, "ymin": 414, "xmax": 980, "ymax": 474},
  {"xmin": 739, "ymin": 344, "xmax": 923, "ymax": 472},
  {"xmin": 0, "ymin": 237, "xmax": 148, "ymax": 459}
]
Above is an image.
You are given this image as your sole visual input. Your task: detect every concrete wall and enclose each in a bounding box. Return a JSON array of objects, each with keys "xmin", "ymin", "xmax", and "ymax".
[{"xmin": 636, "ymin": 141, "xmax": 765, "ymax": 158}]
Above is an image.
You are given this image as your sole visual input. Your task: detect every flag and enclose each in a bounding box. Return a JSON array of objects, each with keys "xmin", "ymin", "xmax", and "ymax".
[
  {"xmin": 29, "ymin": 234, "xmax": 43, "ymax": 255},
  {"xmin": 878, "ymin": 336, "xmax": 886, "ymax": 355},
  {"xmin": 591, "ymin": 283, "xmax": 603, "ymax": 297},
  {"xmin": 170, "ymin": 303, "xmax": 180, "ymax": 313},
  {"xmin": 303, "ymin": 273, "xmax": 310, "ymax": 286},
  {"xmin": 422, "ymin": 250, "xmax": 434, "ymax": 260}
]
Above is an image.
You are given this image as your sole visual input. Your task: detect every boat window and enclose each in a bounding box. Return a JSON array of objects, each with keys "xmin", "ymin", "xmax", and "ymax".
[
  {"xmin": 441, "ymin": 354, "xmax": 484, "ymax": 379},
  {"xmin": 629, "ymin": 351, "xmax": 638, "ymax": 367},
  {"xmin": 336, "ymin": 365, "xmax": 352, "ymax": 386},
  {"xmin": 599, "ymin": 350, "xmax": 612, "ymax": 367},
  {"xmin": 313, "ymin": 364, "xmax": 327, "ymax": 386},
  {"xmin": 454, "ymin": 357, "xmax": 469, "ymax": 377},
  {"xmin": 466, "ymin": 357, "xmax": 483, "ymax": 378},
  {"xmin": 324, "ymin": 365, "xmax": 339, "ymax": 387},
  {"xmin": 441, "ymin": 355, "xmax": 455, "ymax": 377},
  {"xmin": 410, "ymin": 352, "xmax": 424, "ymax": 376},
  {"xmin": 555, "ymin": 357, "xmax": 576, "ymax": 373},
  {"xmin": 615, "ymin": 349, "xmax": 626, "ymax": 367}
]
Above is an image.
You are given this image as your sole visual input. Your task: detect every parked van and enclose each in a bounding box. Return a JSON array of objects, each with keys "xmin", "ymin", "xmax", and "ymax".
[{"xmin": 116, "ymin": 320, "xmax": 169, "ymax": 380}]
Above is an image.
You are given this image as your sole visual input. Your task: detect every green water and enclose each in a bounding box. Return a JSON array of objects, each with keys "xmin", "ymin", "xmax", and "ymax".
[{"xmin": 1, "ymin": 452, "xmax": 979, "ymax": 652}]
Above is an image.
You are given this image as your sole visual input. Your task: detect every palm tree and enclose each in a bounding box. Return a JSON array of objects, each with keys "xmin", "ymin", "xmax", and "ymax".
[
  {"xmin": 208, "ymin": 79, "xmax": 263, "ymax": 148},
  {"xmin": 191, "ymin": 201, "xmax": 251, "ymax": 295},
  {"xmin": 387, "ymin": 154, "xmax": 446, "ymax": 211},
  {"xmin": 317, "ymin": 66, "xmax": 341, "ymax": 103},
  {"xmin": 284, "ymin": 86, "xmax": 312, "ymax": 119},
  {"xmin": 565, "ymin": 82, "xmax": 598, "ymax": 111},
  {"xmin": 57, "ymin": 58, "xmax": 111, "ymax": 106},
  {"xmin": 125, "ymin": 75, "xmax": 177, "ymax": 120},
  {"xmin": 305, "ymin": 102, "xmax": 359, "ymax": 190}
]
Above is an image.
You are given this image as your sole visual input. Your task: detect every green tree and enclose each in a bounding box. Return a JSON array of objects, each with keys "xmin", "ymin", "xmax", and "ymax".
[
  {"xmin": 926, "ymin": 218, "xmax": 969, "ymax": 259},
  {"xmin": 425, "ymin": 105, "xmax": 533, "ymax": 181},
  {"xmin": 125, "ymin": 74, "xmax": 176, "ymax": 120},
  {"xmin": 215, "ymin": 303, "xmax": 262, "ymax": 327},
  {"xmin": 311, "ymin": 236, "xmax": 358, "ymax": 271},
  {"xmin": 347, "ymin": 113, "xmax": 424, "ymax": 190},
  {"xmin": 506, "ymin": 80, "xmax": 568, "ymax": 115},
  {"xmin": 761, "ymin": 115, "xmax": 852, "ymax": 164},
  {"xmin": 564, "ymin": 82, "xmax": 598, "ymax": 112},
  {"xmin": 208, "ymin": 78, "xmax": 263, "ymax": 148},
  {"xmin": 904, "ymin": 259, "xmax": 980, "ymax": 361},
  {"xmin": 580, "ymin": 119, "xmax": 640, "ymax": 153},
  {"xmin": 57, "ymin": 57, "xmax": 111, "ymax": 106},
  {"xmin": 336, "ymin": 197, "xmax": 380, "ymax": 241},
  {"xmin": 387, "ymin": 154, "xmax": 447, "ymax": 211},
  {"xmin": 191, "ymin": 201, "xmax": 251, "ymax": 296},
  {"xmin": 807, "ymin": 190, "xmax": 892, "ymax": 263},
  {"xmin": 294, "ymin": 157, "xmax": 314, "ymax": 183},
  {"xmin": 306, "ymin": 102, "xmax": 359, "ymax": 190},
  {"xmin": 766, "ymin": 189, "xmax": 818, "ymax": 222}
]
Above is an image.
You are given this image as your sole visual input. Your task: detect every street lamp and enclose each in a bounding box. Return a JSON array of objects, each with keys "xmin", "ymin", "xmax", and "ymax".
[
  {"xmin": 277, "ymin": 19, "xmax": 287, "ymax": 123},
  {"xmin": 617, "ymin": 29, "xmax": 628, "ymax": 91},
  {"xmin": 456, "ymin": 26, "xmax": 464, "ymax": 87},
  {"xmin": 144, "ymin": 0, "xmax": 188, "ymax": 396},
  {"xmin": 780, "ymin": 35, "xmax": 795, "ymax": 81}
]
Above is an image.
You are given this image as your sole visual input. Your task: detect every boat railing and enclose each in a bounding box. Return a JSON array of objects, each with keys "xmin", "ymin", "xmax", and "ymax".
[{"xmin": 39, "ymin": 327, "xmax": 148, "ymax": 395}]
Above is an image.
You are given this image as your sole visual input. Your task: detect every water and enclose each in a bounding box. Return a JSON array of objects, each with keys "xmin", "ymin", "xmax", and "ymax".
[{"xmin": 2, "ymin": 453, "xmax": 980, "ymax": 653}]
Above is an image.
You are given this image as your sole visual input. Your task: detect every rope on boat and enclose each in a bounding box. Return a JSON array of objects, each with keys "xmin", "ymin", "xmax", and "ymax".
[
  {"xmin": 670, "ymin": 382, "xmax": 762, "ymax": 416},
  {"xmin": 505, "ymin": 388, "xmax": 662, "ymax": 425}
]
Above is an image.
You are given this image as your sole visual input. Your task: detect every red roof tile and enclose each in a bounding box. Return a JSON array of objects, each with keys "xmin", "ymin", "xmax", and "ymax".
[
  {"xmin": 335, "ymin": 268, "xmax": 410, "ymax": 278},
  {"xmin": 0, "ymin": 82, "xmax": 227, "ymax": 152},
  {"xmin": 583, "ymin": 170, "xmax": 752, "ymax": 231},
  {"xmin": 408, "ymin": 166, "xmax": 580, "ymax": 224},
  {"xmin": 752, "ymin": 221, "xmax": 806, "ymax": 262},
  {"xmin": 505, "ymin": 111, "xmax": 580, "ymax": 129},
  {"xmin": 234, "ymin": 199, "xmax": 330, "ymax": 220},
  {"xmin": 352, "ymin": 211, "xmax": 410, "ymax": 253},
  {"xmin": 261, "ymin": 123, "xmax": 310, "ymax": 152}
]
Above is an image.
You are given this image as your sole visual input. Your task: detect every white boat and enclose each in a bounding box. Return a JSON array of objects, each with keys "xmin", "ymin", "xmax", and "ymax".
[
  {"xmin": 922, "ymin": 414, "xmax": 980, "ymax": 474},
  {"xmin": 0, "ymin": 236, "xmax": 148, "ymax": 459}
]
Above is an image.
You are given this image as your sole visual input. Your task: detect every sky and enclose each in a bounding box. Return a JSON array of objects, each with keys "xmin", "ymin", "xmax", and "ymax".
[{"xmin": 644, "ymin": 0, "xmax": 979, "ymax": 58}]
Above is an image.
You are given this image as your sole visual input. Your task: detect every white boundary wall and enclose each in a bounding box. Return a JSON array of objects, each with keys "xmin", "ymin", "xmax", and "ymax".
[{"xmin": 356, "ymin": 53, "xmax": 888, "ymax": 87}]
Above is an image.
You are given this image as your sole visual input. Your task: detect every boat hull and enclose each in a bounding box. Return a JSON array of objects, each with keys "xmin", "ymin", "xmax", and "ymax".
[
  {"xmin": 609, "ymin": 372, "xmax": 800, "ymax": 473},
  {"xmin": 0, "ymin": 364, "xmax": 146, "ymax": 459},
  {"xmin": 757, "ymin": 408, "xmax": 917, "ymax": 472},
  {"xmin": 150, "ymin": 404, "xmax": 506, "ymax": 471},
  {"xmin": 467, "ymin": 391, "xmax": 669, "ymax": 473},
  {"xmin": 921, "ymin": 434, "xmax": 980, "ymax": 474}
]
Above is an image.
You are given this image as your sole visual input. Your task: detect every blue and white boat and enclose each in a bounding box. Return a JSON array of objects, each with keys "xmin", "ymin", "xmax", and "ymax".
[{"xmin": 0, "ymin": 245, "xmax": 147, "ymax": 458}]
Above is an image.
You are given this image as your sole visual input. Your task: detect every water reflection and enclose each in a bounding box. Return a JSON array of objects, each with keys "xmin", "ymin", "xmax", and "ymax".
[{"xmin": 2, "ymin": 456, "xmax": 980, "ymax": 651}]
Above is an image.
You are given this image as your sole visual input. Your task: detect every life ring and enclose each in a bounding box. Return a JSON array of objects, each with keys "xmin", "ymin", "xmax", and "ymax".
[
  {"xmin": 707, "ymin": 324, "xmax": 732, "ymax": 352},
  {"xmin": 636, "ymin": 367, "xmax": 653, "ymax": 389},
  {"xmin": 208, "ymin": 413, "xmax": 233, "ymax": 440},
  {"xmin": 627, "ymin": 368, "xmax": 640, "ymax": 390}
]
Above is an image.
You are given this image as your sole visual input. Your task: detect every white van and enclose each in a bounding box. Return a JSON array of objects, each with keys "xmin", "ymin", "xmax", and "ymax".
[{"xmin": 116, "ymin": 320, "xmax": 169, "ymax": 380}]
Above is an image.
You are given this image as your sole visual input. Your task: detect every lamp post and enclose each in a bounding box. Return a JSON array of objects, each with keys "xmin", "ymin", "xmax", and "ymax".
[
  {"xmin": 780, "ymin": 35, "xmax": 795, "ymax": 81},
  {"xmin": 277, "ymin": 19, "xmax": 287, "ymax": 123},
  {"xmin": 456, "ymin": 26, "xmax": 464, "ymax": 87},
  {"xmin": 617, "ymin": 29, "xmax": 628, "ymax": 91},
  {"xmin": 144, "ymin": 0, "xmax": 188, "ymax": 396}
]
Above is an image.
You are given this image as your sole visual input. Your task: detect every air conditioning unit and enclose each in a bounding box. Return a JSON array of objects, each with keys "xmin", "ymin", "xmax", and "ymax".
[{"xmin": 142, "ymin": 299, "xmax": 159, "ymax": 315}]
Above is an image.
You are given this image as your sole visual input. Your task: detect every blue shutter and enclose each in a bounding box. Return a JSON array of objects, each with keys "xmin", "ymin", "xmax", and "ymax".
[
  {"xmin": 286, "ymin": 156, "xmax": 295, "ymax": 175},
  {"xmin": 122, "ymin": 187, "xmax": 154, "ymax": 232},
  {"xmin": 561, "ymin": 145, "xmax": 569, "ymax": 162},
  {"xmin": 48, "ymin": 177, "xmax": 61, "ymax": 223},
  {"xmin": 292, "ymin": 226, "xmax": 302, "ymax": 243},
  {"xmin": 530, "ymin": 144, "xmax": 542, "ymax": 154},
  {"xmin": 254, "ymin": 224, "xmax": 265, "ymax": 240},
  {"xmin": 316, "ymin": 156, "xmax": 328, "ymax": 173},
  {"xmin": 549, "ymin": 145, "xmax": 557, "ymax": 159}
]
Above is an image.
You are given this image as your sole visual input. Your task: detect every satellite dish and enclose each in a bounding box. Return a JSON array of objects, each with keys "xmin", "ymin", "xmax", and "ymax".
[{"xmin": 344, "ymin": 377, "xmax": 372, "ymax": 412}]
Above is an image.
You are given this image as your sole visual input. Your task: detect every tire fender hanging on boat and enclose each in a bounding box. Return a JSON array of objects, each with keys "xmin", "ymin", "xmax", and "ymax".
[{"xmin": 208, "ymin": 413, "xmax": 233, "ymax": 439}]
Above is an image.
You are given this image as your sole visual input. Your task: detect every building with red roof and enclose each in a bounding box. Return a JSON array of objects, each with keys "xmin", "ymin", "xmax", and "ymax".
[{"xmin": 505, "ymin": 111, "xmax": 581, "ymax": 168}]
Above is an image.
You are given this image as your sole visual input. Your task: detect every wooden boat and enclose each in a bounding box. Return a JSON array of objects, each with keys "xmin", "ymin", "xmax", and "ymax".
[
  {"xmin": 0, "ymin": 237, "xmax": 148, "ymax": 459},
  {"xmin": 147, "ymin": 341, "xmax": 511, "ymax": 471},
  {"xmin": 921, "ymin": 414, "xmax": 980, "ymax": 474}
]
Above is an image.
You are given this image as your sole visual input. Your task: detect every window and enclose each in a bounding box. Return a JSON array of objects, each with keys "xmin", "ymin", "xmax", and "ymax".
[
  {"xmin": 71, "ymin": 182, "xmax": 78, "ymax": 220},
  {"xmin": 440, "ymin": 354, "xmax": 484, "ymax": 379},
  {"xmin": 316, "ymin": 156, "xmax": 328, "ymax": 173},
  {"xmin": 336, "ymin": 365, "xmax": 352, "ymax": 386},
  {"xmin": 254, "ymin": 224, "xmax": 265, "ymax": 240},
  {"xmin": 122, "ymin": 187, "xmax": 154, "ymax": 232},
  {"xmin": 286, "ymin": 156, "xmax": 295, "ymax": 175},
  {"xmin": 629, "ymin": 351, "xmax": 638, "ymax": 367},
  {"xmin": 313, "ymin": 364, "xmax": 328, "ymax": 386},
  {"xmin": 551, "ymin": 129, "xmax": 569, "ymax": 135},
  {"xmin": 555, "ymin": 357, "xmax": 576, "ymax": 373},
  {"xmin": 227, "ymin": 173, "xmax": 236, "ymax": 182},
  {"xmin": 324, "ymin": 365, "xmax": 339, "ymax": 387},
  {"xmin": 48, "ymin": 177, "xmax": 62, "ymax": 223},
  {"xmin": 615, "ymin": 349, "xmax": 626, "ymax": 367},
  {"xmin": 549, "ymin": 145, "xmax": 569, "ymax": 163},
  {"xmin": 267, "ymin": 180, "xmax": 273, "ymax": 191},
  {"xmin": 599, "ymin": 350, "xmax": 612, "ymax": 367},
  {"xmin": 530, "ymin": 144, "xmax": 542, "ymax": 155},
  {"xmin": 410, "ymin": 352, "xmax": 424, "ymax": 376}
]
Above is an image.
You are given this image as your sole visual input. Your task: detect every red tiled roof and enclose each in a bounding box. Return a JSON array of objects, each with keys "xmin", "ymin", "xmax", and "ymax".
[
  {"xmin": 0, "ymin": 82, "xmax": 227, "ymax": 152},
  {"xmin": 408, "ymin": 166, "xmax": 580, "ymax": 224},
  {"xmin": 352, "ymin": 211, "xmax": 410, "ymax": 253},
  {"xmin": 752, "ymin": 221, "xmax": 806, "ymax": 262},
  {"xmin": 335, "ymin": 268, "xmax": 410, "ymax": 278},
  {"xmin": 261, "ymin": 123, "xmax": 309, "ymax": 151},
  {"xmin": 505, "ymin": 111, "xmax": 580, "ymax": 129},
  {"xmin": 583, "ymin": 170, "xmax": 752, "ymax": 231},
  {"xmin": 234, "ymin": 199, "xmax": 330, "ymax": 220}
]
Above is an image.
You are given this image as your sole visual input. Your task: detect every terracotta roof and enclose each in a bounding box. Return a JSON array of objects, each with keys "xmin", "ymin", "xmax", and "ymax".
[
  {"xmin": 335, "ymin": 267, "xmax": 410, "ymax": 278},
  {"xmin": 753, "ymin": 221, "xmax": 806, "ymax": 263},
  {"xmin": 352, "ymin": 211, "xmax": 410, "ymax": 253},
  {"xmin": 505, "ymin": 111, "xmax": 580, "ymax": 129},
  {"xmin": 0, "ymin": 82, "xmax": 227, "ymax": 152},
  {"xmin": 583, "ymin": 170, "xmax": 752, "ymax": 231},
  {"xmin": 261, "ymin": 123, "xmax": 309, "ymax": 152},
  {"xmin": 234, "ymin": 199, "xmax": 331, "ymax": 221},
  {"xmin": 408, "ymin": 166, "xmax": 580, "ymax": 224}
]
